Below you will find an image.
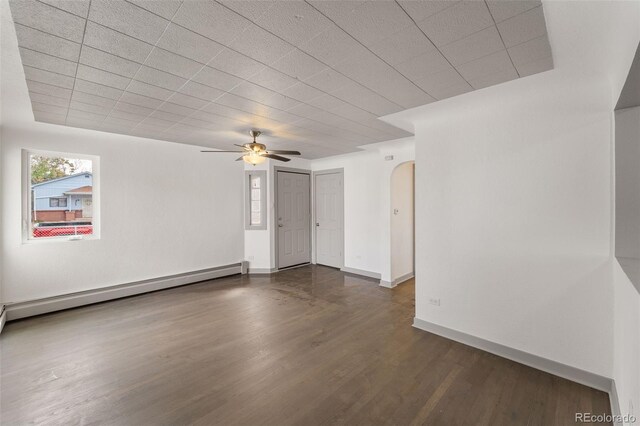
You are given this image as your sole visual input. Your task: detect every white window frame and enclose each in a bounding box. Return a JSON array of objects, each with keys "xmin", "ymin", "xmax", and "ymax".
[
  {"xmin": 245, "ymin": 170, "xmax": 267, "ymax": 230},
  {"xmin": 22, "ymin": 149, "xmax": 101, "ymax": 243}
]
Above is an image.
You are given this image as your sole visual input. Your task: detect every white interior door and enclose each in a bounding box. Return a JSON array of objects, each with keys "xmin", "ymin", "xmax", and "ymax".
[
  {"xmin": 315, "ymin": 172, "xmax": 343, "ymax": 268},
  {"xmin": 277, "ymin": 171, "xmax": 311, "ymax": 269}
]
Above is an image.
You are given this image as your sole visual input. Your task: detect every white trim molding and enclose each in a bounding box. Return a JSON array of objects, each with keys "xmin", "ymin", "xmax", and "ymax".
[
  {"xmin": 340, "ymin": 266, "xmax": 381, "ymax": 280},
  {"xmin": 248, "ymin": 267, "xmax": 278, "ymax": 274},
  {"xmin": 5, "ymin": 263, "xmax": 244, "ymax": 321},
  {"xmin": 0, "ymin": 306, "xmax": 6, "ymax": 334},
  {"xmin": 380, "ymin": 272, "xmax": 414, "ymax": 288},
  {"xmin": 412, "ymin": 317, "xmax": 614, "ymax": 393}
]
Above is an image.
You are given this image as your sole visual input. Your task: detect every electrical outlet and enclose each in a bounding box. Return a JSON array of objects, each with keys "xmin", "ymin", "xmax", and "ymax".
[{"xmin": 429, "ymin": 298, "xmax": 441, "ymax": 306}]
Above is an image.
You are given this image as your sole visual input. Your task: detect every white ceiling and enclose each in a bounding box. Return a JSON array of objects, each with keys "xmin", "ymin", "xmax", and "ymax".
[{"xmin": 8, "ymin": 0, "xmax": 553, "ymax": 158}]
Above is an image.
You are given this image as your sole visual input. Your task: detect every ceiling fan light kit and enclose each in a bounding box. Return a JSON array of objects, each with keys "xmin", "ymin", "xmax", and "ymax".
[{"xmin": 201, "ymin": 130, "xmax": 302, "ymax": 165}]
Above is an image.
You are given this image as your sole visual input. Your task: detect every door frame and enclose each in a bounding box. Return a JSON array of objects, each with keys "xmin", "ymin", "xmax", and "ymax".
[
  {"xmin": 273, "ymin": 166, "xmax": 312, "ymax": 270},
  {"xmin": 312, "ymin": 168, "xmax": 344, "ymax": 269}
]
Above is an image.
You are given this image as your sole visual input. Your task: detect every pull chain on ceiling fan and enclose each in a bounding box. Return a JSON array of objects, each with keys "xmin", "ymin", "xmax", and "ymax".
[{"xmin": 201, "ymin": 130, "xmax": 301, "ymax": 165}]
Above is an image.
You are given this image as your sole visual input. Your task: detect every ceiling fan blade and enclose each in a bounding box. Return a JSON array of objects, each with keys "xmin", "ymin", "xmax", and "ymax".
[
  {"xmin": 235, "ymin": 156, "xmax": 246, "ymax": 161},
  {"xmin": 265, "ymin": 150, "xmax": 301, "ymax": 155},
  {"xmin": 263, "ymin": 153, "xmax": 290, "ymax": 162},
  {"xmin": 201, "ymin": 150, "xmax": 246, "ymax": 153},
  {"xmin": 234, "ymin": 144, "xmax": 251, "ymax": 151}
]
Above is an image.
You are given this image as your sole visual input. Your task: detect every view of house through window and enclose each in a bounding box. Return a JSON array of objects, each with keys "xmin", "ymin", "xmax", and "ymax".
[{"xmin": 29, "ymin": 153, "xmax": 94, "ymax": 239}]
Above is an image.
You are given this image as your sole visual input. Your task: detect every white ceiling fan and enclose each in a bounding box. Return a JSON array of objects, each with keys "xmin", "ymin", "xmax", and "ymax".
[{"xmin": 201, "ymin": 130, "xmax": 301, "ymax": 165}]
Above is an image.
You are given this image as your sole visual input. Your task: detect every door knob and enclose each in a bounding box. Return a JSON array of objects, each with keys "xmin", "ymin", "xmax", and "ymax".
[
  {"xmin": 316, "ymin": 223, "xmax": 320, "ymax": 226},
  {"xmin": 278, "ymin": 224, "xmax": 283, "ymax": 227}
]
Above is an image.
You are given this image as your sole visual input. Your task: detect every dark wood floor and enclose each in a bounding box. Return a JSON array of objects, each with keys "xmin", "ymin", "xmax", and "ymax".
[{"xmin": 1, "ymin": 265, "xmax": 610, "ymax": 425}]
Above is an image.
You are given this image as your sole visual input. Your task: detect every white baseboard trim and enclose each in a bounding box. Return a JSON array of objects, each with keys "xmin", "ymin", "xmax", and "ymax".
[
  {"xmin": 340, "ymin": 266, "xmax": 381, "ymax": 280},
  {"xmin": 5, "ymin": 263, "xmax": 244, "ymax": 321},
  {"xmin": 413, "ymin": 317, "xmax": 613, "ymax": 393},
  {"xmin": 610, "ymin": 379, "xmax": 622, "ymax": 426},
  {"xmin": 0, "ymin": 305, "xmax": 6, "ymax": 334},
  {"xmin": 380, "ymin": 272, "xmax": 415, "ymax": 288},
  {"xmin": 248, "ymin": 267, "xmax": 278, "ymax": 274}
]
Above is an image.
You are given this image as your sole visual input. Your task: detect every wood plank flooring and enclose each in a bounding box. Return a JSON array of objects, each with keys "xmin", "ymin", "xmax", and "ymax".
[{"xmin": 0, "ymin": 265, "xmax": 611, "ymax": 425}]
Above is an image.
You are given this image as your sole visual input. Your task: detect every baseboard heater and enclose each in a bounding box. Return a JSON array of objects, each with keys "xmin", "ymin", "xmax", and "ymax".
[{"xmin": 5, "ymin": 262, "xmax": 246, "ymax": 321}]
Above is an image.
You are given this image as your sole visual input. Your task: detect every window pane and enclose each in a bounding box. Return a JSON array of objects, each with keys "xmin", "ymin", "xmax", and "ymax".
[
  {"xmin": 251, "ymin": 188, "xmax": 261, "ymax": 201},
  {"xmin": 251, "ymin": 176, "xmax": 260, "ymax": 189},
  {"xmin": 251, "ymin": 212, "xmax": 261, "ymax": 225},
  {"xmin": 30, "ymin": 154, "xmax": 94, "ymax": 239}
]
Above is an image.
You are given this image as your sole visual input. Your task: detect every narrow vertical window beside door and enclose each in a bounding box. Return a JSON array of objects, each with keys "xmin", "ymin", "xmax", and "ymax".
[{"xmin": 245, "ymin": 170, "xmax": 267, "ymax": 230}]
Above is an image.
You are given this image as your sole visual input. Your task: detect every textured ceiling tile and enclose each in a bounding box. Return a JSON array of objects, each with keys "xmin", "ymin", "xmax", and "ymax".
[
  {"xmin": 456, "ymin": 49, "xmax": 514, "ymax": 81},
  {"xmin": 76, "ymin": 64, "xmax": 131, "ymax": 90},
  {"xmin": 89, "ymin": 0, "xmax": 169, "ymax": 44},
  {"xmin": 486, "ymin": 0, "xmax": 541, "ymax": 23},
  {"xmin": 19, "ymin": 48, "xmax": 77, "ymax": 77},
  {"xmin": 150, "ymin": 110, "xmax": 185, "ymax": 123},
  {"xmin": 229, "ymin": 24, "xmax": 295, "ymax": 65},
  {"xmin": 178, "ymin": 81, "xmax": 226, "ymax": 102},
  {"xmin": 219, "ymin": 0, "xmax": 276, "ymax": 22},
  {"xmin": 324, "ymin": 1, "xmax": 414, "ymax": 47},
  {"xmin": 108, "ymin": 110, "xmax": 148, "ymax": 124},
  {"xmin": 396, "ymin": 0, "xmax": 459, "ymax": 22},
  {"xmin": 412, "ymin": 65, "xmax": 468, "ymax": 93},
  {"xmin": 172, "ymin": 1, "xmax": 251, "ymax": 46},
  {"xmin": 330, "ymin": 83, "xmax": 401, "ymax": 116},
  {"xmin": 69, "ymin": 99, "xmax": 113, "ymax": 115},
  {"xmin": 516, "ymin": 55, "xmax": 553, "ymax": 77},
  {"xmin": 271, "ymin": 49, "xmax": 325, "ymax": 81},
  {"xmin": 229, "ymin": 81, "xmax": 282, "ymax": 105},
  {"xmin": 32, "ymin": 101, "xmax": 68, "ymax": 116},
  {"xmin": 440, "ymin": 26, "xmax": 504, "ymax": 66},
  {"xmin": 40, "ymin": 0, "xmax": 90, "ymax": 17},
  {"xmin": 72, "ymin": 91, "xmax": 118, "ymax": 108},
  {"xmin": 14, "ymin": 24, "xmax": 81, "ymax": 61},
  {"xmin": 192, "ymin": 108, "xmax": 246, "ymax": 127},
  {"xmin": 144, "ymin": 48, "xmax": 203, "ymax": 79},
  {"xmin": 369, "ymin": 25, "xmax": 436, "ymax": 66},
  {"xmin": 281, "ymin": 83, "xmax": 325, "ymax": 103},
  {"xmin": 300, "ymin": 27, "xmax": 365, "ymax": 67},
  {"xmin": 246, "ymin": 67, "xmax": 299, "ymax": 92},
  {"xmin": 166, "ymin": 93, "xmax": 208, "ymax": 110},
  {"xmin": 29, "ymin": 91, "xmax": 71, "ymax": 107},
  {"xmin": 306, "ymin": 94, "xmax": 346, "ymax": 111},
  {"xmin": 207, "ymin": 49, "xmax": 265, "ymax": 80},
  {"xmin": 134, "ymin": 65, "xmax": 187, "ymax": 91},
  {"xmin": 34, "ymin": 110, "xmax": 68, "ymax": 124},
  {"xmin": 303, "ymin": 67, "xmax": 352, "ymax": 93},
  {"xmin": 84, "ymin": 21, "xmax": 153, "ymax": 63},
  {"xmin": 214, "ymin": 93, "xmax": 268, "ymax": 115},
  {"xmin": 157, "ymin": 102, "xmax": 197, "ymax": 118},
  {"xmin": 23, "ymin": 66, "xmax": 75, "ymax": 89},
  {"xmin": 79, "ymin": 46, "xmax": 141, "ymax": 78},
  {"xmin": 468, "ymin": 65, "xmax": 518, "ymax": 89},
  {"xmin": 428, "ymin": 80, "xmax": 473, "ymax": 100},
  {"xmin": 156, "ymin": 23, "xmax": 225, "ymax": 64},
  {"xmin": 113, "ymin": 101, "xmax": 154, "ymax": 117},
  {"xmin": 120, "ymin": 91, "xmax": 164, "ymax": 109},
  {"xmin": 192, "ymin": 66, "xmax": 244, "ymax": 91},
  {"xmin": 128, "ymin": 0, "xmax": 182, "ymax": 20},
  {"xmin": 103, "ymin": 116, "xmax": 139, "ymax": 127},
  {"xmin": 67, "ymin": 108, "xmax": 107, "ymax": 122},
  {"xmin": 9, "ymin": 0, "xmax": 86, "ymax": 43},
  {"xmin": 255, "ymin": 1, "xmax": 333, "ymax": 46},
  {"xmin": 127, "ymin": 80, "xmax": 174, "ymax": 101},
  {"xmin": 394, "ymin": 48, "xmax": 451, "ymax": 81},
  {"xmin": 140, "ymin": 116, "xmax": 175, "ymax": 129},
  {"xmin": 26, "ymin": 80, "xmax": 73, "ymax": 99},
  {"xmin": 418, "ymin": 1, "xmax": 493, "ymax": 47},
  {"xmin": 497, "ymin": 6, "xmax": 546, "ymax": 48},
  {"xmin": 75, "ymin": 79, "xmax": 124, "ymax": 100},
  {"xmin": 507, "ymin": 35, "xmax": 552, "ymax": 68}
]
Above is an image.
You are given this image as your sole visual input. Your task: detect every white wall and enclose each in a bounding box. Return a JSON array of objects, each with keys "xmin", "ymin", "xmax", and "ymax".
[
  {"xmin": 613, "ymin": 260, "xmax": 640, "ymax": 424},
  {"xmin": 615, "ymin": 107, "xmax": 640, "ymax": 260},
  {"xmin": 311, "ymin": 139, "xmax": 414, "ymax": 281},
  {"xmin": 390, "ymin": 161, "xmax": 414, "ymax": 282},
  {"xmin": 1, "ymin": 0, "xmax": 244, "ymax": 302}
]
